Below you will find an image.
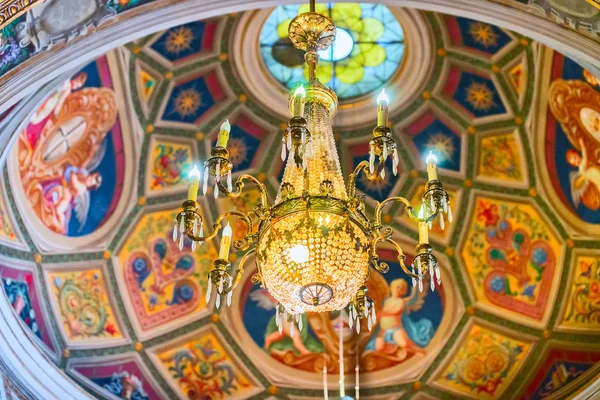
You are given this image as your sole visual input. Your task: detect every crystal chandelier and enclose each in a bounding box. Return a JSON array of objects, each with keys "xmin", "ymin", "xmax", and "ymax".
[{"xmin": 173, "ymin": 0, "xmax": 451, "ymax": 333}]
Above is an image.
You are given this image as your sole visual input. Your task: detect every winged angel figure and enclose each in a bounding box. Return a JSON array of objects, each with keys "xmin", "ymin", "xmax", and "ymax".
[
  {"xmin": 549, "ymin": 78, "xmax": 600, "ymax": 211},
  {"xmin": 365, "ymin": 279, "xmax": 433, "ymax": 357},
  {"xmin": 17, "ymin": 74, "xmax": 117, "ymax": 235}
]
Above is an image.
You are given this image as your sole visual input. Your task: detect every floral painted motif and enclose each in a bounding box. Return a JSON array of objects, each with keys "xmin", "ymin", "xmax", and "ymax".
[
  {"xmin": 49, "ymin": 269, "xmax": 122, "ymax": 341},
  {"xmin": 437, "ymin": 324, "xmax": 530, "ymax": 399},
  {"xmin": 562, "ymin": 255, "xmax": 600, "ymax": 328},
  {"xmin": 478, "ymin": 133, "xmax": 524, "ymax": 182},
  {"xmin": 461, "ymin": 197, "xmax": 561, "ymax": 321},
  {"xmin": 0, "ymin": 190, "xmax": 16, "ymax": 241},
  {"xmin": 3, "ymin": 278, "xmax": 41, "ymax": 339},
  {"xmin": 98, "ymin": 372, "xmax": 149, "ymax": 400},
  {"xmin": 118, "ymin": 209, "xmax": 216, "ymax": 332},
  {"xmin": 157, "ymin": 331, "xmax": 254, "ymax": 399},
  {"xmin": 149, "ymin": 141, "xmax": 192, "ymax": 192}
]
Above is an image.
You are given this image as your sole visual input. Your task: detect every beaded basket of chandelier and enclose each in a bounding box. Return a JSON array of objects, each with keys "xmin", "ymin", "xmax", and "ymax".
[{"xmin": 257, "ymin": 84, "xmax": 372, "ymax": 313}]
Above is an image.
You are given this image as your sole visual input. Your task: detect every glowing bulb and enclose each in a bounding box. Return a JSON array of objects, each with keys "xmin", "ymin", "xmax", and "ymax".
[
  {"xmin": 220, "ymin": 119, "xmax": 231, "ymax": 133},
  {"xmin": 425, "ymin": 151, "xmax": 437, "ymax": 164},
  {"xmin": 188, "ymin": 165, "xmax": 201, "ymax": 180},
  {"xmin": 289, "ymin": 244, "xmax": 309, "ymax": 263},
  {"xmin": 377, "ymin": 88, "xmax": 389, "ymax": 105},
  {"xmin": 294, "ymin": 85, "xmax": 306, "ymax": 98}
]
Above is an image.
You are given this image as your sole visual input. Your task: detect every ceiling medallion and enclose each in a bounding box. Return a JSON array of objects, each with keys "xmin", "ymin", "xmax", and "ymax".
[{"xmin": 174, "ymin": 0, "xmax": 451, "ymax": 334}]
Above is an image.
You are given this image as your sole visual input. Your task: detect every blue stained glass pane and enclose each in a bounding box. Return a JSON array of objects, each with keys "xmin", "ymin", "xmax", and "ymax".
[{"xmin": 260, "ymin": 3, "xmax": 405, "ymax": 101}]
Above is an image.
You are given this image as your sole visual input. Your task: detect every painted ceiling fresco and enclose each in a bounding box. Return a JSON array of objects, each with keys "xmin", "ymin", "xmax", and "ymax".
[{"xmin": 0, "ymin": 4, "xmax": 599, "ymax": 400}]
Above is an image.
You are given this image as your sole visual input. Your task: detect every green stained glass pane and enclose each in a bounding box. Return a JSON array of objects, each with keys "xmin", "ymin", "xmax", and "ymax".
[{"xmin": 259, "ymin": 3, "xmax": 405, "ymax": 101}]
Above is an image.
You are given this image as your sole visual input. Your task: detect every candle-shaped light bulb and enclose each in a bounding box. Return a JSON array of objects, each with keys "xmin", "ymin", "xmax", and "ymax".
[
  {"xmin": 426, "ymin": 151, "xmax": 438, "ymax": 181},
  {"xmin": 187, "ymin": 165, "xmax": 201, "ymax": 201},
  {"xmin": 377, "ymin": 88, "xmax": 389, "ymax": 127},
  {"xmin": 216, "ymin": 119, "xmax": 231, "ymax": 148},
  {"xmin": 218, "ymin": 222, "xmax": 233, "ymax": 260},
  {"xmin": 292, "ymin": 84, "xmax": 306, "ymax": 117},
  {"xmin": 418, "ymin": 206, "xmax": 429, "ymax": 244}
]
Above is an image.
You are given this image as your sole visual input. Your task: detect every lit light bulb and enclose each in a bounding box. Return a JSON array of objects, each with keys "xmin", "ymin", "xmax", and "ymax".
[
  {"xmin": 377, "ymin": 88, "xmax": 389, "ymax": 127},
  {"xmin": 187, "ymin": 165, "xmax": 201, "ymax": 201},
  {"xmin": 426, "ymin": 151, "xmax": 438, "ymax": 181},
  {"xmin": 216, "ymin": 119, "xmax": 231, "ymax": 148},
  {"xmin": 377, "ymin": 88, "xmax": 389, "ymax": 105},
  {"xmin": 293, "ymin": 84, "xmax": 306, "ymax": 117},
  {"xmin": 289, "ymin": 244, "xmax": 309, "ymax": 263}
]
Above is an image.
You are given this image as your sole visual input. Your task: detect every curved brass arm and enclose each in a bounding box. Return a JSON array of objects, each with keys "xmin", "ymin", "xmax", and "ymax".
[
  {"xmin": 182, "ymin": 210, "xmax": 254, "ymax": 249},
  {"xmin": 371, "ymin": 236, "xmax": 418, "ymax": 279},
  {"xmin": 223, "ymin": 247, "xmax": 256, "ymax": 294},
  {"xmin": 217, "ymin": 173, "xmax": 269, "ymax": 208},
  {"xmin": 347, "ymin": 160, "xmax": 384, "ymax": 198}
]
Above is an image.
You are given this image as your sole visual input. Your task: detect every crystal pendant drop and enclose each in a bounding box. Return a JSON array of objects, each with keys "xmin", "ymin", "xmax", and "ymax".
[
  {"xmin": 411, "ymin": 266, "xmax": 417, "ymax": 287},
  {"xmin": 290, "ymin": 320, "xmax": 295, "ymax": 337},
  {"xmin": 281, "ymin": 141, "xmax": 286, "ymax": 161},
  {"xmin": 227, "ymin": 171, "xmax": 232, "ymax": 192},
  {"xmin": 172, "ymin": 223, "xmax": 178, "ymax": 241},
  {"xmin": 206, "ymin": 279, "xmax": 212, "ymax": 303},
  {"xmin": 202, "ymin": 166, "xmax": 209, "ymax": 195},
  {"xmin": 191, "ymin": 241, "xmax": 196, "ymax": 251},
  {"xmin": 214, "ymin": 183, "xmax": 219, "ymax": 199},
  {"xmin": 440, "ymin": 214, "xmax": 445, "ymax": 230},
  {"xmin": 371, "ymin": 304, "xmax": 376, "ymax": 323},
  {"xmin": 418, "ymin": 278, "xmax": 423, "ymax": 293},
  {"xmin": 298, "ymin": 315, "xmax": 303, "ymax": 331},
  {"xmin": 349, "ymin": 311, "xmax": 354, "ymax": 329},
  {"xmin": 448, "ymin": 205, "xmax": 453, "ymax": 223},
  {"xmin": 227, "ymin": 291, "xmax": 232, "ymax": 307},
  {"xmin": 380, "ymin": 167, "xmax": 385, "ymax": 179},
  {"xmin": 278, "ymin": 319, "xmax": 283, "ymax": 334},
  {"xmin": 369, "ymin": 150, "xmax": 375, "ymax": 174},
  {"xmin": 356, "ymin": 320, "xmax": 361, "ymax": 334},
  {"xmin": 430, "ymin": 274, "xmax": 435, "ymax": 292},
  {"xmin": 367, "ymin": 315, "xmax": 372, "ymax": 332},
  {"xmin": 436, "ymin": 266, "xmax": 442, "ymax": 285},
  {"xmin": 216, "ymin": 294, "xmax": 221, "ymax": 309},
  {"xmin": 178, "ymin": 234, "xmax": 184, "ymax": 251},
  {"xmin": 287, "ymin": 131, "xmax": 292, "ymax": 150}
]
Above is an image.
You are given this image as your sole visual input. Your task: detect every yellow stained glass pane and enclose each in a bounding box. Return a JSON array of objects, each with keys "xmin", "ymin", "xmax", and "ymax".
[
  {"xmin": 360, "ymin": 43, "xmax": 386, "ymax": 67},
  {"xmin": 332, "ymin": 3, "xmax": 362, "ymax": 31},
  {"xmin": 299, "ymin": 3, "xmax": 328, "ymax": 14},
  {"xmin": 335, "ymin": 57, "xmax": 364, "ymax": 84},
  {"xmin": 359, "ymin": 18, "xmax": 385, "ymax": 42},
  {"xmin": 277, "ymin": 19, "xmax": 292, "ymax": 38},
  {"xmin": 304, "ymin": 63, "xmax": 334, "ymax": 83}
]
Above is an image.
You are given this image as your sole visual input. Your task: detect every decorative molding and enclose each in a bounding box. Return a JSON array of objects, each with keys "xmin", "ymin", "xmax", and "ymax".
[
  {"xmin": 0, "ymin": 0, "xmax": 39, "ymax": 29},
  {"xmin": 2, "ymin": 0, "xmax": 600, "ymax": 116}
]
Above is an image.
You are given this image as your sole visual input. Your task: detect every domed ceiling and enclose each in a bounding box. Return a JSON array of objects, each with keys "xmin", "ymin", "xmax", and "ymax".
[{"xmin": 0, "ymin": 3, "xmax": 599, "ymax": 400}]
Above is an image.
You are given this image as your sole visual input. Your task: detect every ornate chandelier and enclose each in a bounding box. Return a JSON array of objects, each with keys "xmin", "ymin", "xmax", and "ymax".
[{"xmin": 173, "ymin": 0, "xmax": 451, "ymax": 333}]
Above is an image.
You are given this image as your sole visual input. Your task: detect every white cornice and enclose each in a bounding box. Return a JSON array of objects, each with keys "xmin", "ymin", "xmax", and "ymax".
[{"xmin": 0, "ymin": 0, "xmax": 600, "ymax": 114}]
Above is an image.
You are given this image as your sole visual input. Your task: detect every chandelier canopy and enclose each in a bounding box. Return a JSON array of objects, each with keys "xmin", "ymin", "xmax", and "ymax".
[{"xmin": 174, "ymin": 0, "xmax": 451, "ymax": 333}]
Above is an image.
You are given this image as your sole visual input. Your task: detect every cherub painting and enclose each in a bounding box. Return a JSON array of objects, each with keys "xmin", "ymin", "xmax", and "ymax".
[
  {"xmin": 549, "ymin": 78, "xmax": 600, "ymax": 216},
  {"xmin": 242, "ymin": 259, "xmax": 443, "ymax": 374},
  {"xmin": 364, "ymin": 279, "xmax": 432, "ymax": 359},
  {"xmin": 16, "ymin": 58, "xmax": 120, "ymax": 236}
]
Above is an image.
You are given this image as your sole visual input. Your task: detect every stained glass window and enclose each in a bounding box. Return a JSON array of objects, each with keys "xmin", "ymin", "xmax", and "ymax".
[{"xmin": 260, "ymin": 3, "xmax": 405, "ymax": 101}]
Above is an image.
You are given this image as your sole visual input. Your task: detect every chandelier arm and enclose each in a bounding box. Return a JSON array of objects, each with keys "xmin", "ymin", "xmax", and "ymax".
[
  {"xmin": 372, "ymin": 236, "xmax": 419, "ymax": 279},
  {"xmin": 184, "ymin": 210, "xmax": 253, "ymax": 245},
  {"xmin": 223, "ymin": 247, "xmax": 256, "ymax": 294},
  {"xmin": 373, "ymin": 196, "xmax": 415, "ymax": 235},
  {"xmin": 347, "ymin": 161, "xmax": 384, "ymax": 195},
  {"xmin": 216, "ymin": 174, "xmax": 270, "ymax": 208}
]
